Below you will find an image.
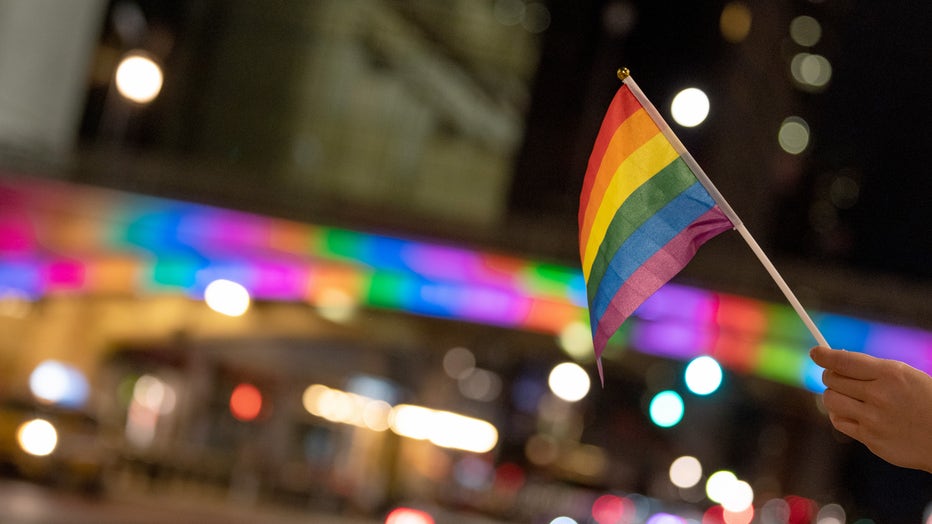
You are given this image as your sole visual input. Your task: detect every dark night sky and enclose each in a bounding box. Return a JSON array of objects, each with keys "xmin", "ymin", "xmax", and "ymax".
[{"xmin": 802, "ymin": 1, "xmax": 932, "ymax": 278}]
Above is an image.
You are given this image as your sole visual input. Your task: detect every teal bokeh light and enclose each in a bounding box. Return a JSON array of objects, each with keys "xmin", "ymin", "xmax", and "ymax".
[{"xmin": 649, "ymin": 390, "xmax": 684, "ymax": 428}]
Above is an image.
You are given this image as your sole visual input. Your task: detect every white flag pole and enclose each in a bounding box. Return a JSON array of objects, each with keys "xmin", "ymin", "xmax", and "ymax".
[{"xmin": 618, "ymin": 68, "xmax": 831, "ymax": 349}]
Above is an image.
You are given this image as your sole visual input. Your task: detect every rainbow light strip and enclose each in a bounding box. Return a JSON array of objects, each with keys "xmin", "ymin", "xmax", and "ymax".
[{"xmin": 1, "ymin": 176, "xmax": 930, "ymax": 389}]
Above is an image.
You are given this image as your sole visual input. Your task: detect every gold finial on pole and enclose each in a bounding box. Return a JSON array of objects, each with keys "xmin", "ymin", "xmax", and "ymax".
[{"xmin": 617, "ymin": 67, "xmax": 630, "ymax": 81}]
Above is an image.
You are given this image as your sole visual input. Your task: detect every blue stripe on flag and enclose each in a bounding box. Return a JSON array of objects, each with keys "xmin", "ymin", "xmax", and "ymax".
[{"xmin": 590, "ymin": 181, "xmax": 716, "ymax": 325}]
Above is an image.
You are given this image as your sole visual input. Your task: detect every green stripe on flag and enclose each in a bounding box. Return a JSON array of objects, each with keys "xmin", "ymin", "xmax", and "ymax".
[{"xmin": 586, "ymin": 157, "xmax": 696, "ymax": 303}]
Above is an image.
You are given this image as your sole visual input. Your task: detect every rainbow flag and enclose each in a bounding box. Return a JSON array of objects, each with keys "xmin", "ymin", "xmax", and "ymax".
[{"xmin": 579, "ymin": 78, "xmax": 735, "ymax": 374}]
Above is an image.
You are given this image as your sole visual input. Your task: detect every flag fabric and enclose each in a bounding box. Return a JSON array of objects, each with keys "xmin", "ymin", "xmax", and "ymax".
[{"xmin": 579, "ymin": 80, "xmax": 735, "ymax": 373}]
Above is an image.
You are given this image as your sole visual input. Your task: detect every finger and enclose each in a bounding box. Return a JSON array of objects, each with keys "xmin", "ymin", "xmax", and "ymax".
[
  {"xmin": 821, "ymin": 370, "xmax": 871, "ymax": 402},
  {"xmin": 821, "ymin": 388, "xmax": 865, "ymax": 421},
  {"xmin": 828, "ymin": 414, "xmax": 862, "ymax": 442},
  {"xmin": 810, "ymin": 346, "xmax": 882, "ymax": 380}
]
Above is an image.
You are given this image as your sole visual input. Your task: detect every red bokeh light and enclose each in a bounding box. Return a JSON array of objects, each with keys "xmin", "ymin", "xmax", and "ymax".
[
  {"xmin": 229, "ymin": 383, "xmax": 262, "ymax": 421},
  {"xmin": 786, "ymin": 495, "xmax": 817, "ymax": 524},
  {"xmin": 703, "ymin": 505, "xmax": 725, "ymax": 524},
  {"xmin": 592, "ymin": 494, "xmax": 634, "ymax": 524},
  {"xmin": 494, "ymin": 462, "xmax": 526, "ymax": 492}
]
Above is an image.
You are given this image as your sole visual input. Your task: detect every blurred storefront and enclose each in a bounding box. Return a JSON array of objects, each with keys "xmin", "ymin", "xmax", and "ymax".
[{"xmin": 2, "ymin": 175, "xmax": 931, "ymax": 522}]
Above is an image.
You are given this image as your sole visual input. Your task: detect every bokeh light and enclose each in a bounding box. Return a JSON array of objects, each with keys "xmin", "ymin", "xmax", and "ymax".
[
  {"xmin": 759, "ymin": 498, "xmax": 791, "ymax": 524},
  {"xmin": 302, "ymin": 384, "xmax": 329, "ymax": 416},
  {"xmin": 724, "ymin": 504, "xmax": 755, "ymax": 524},
  {"xmin": 592, "ymin": 494, "xmax": 633, "ymax": 524},
  {"xmin": 525, "ymin": 433, "xmax": 560, "ymax": 466},
  {"xmin": 669, "ymin": 455, "xmax": 703, "ymax": 488},
  {"xmin": 458, "ymin": 368, "xmax": 502, "ymax": 402},
  {"xmin": 522, "ymin": 2, "xmax": 551, "ymax": 33},
  {"xmin": 428, "ymin": 411, "xmax": 499, "ymax": 453},
  {"xmin": 385, "ymin": 507, "xmax": 434, "ymax": 524},
  {"xmin": 493, "ymin": 0, "xmax": 525, "ymax": 26},
  {"xmin": 115, "ymin": 52, "xmax": 164, "ymax": 104},
  {"xmin": 17, "ymin": 419, "xmax": 58, "ymax": 456},
  {"xmin": 390, "ymin": 404, "xmax": 434, "ymax": 441},
  {"xmin": 649, "ymin": 390, "xmax": 684, "ymax": 427},
  {"xmin": 790, "ymin": 53, "xmax": 832, "ymax": 90},
  {"xmin": 829, "ymin": 173, "xmax": 860, "ymax": 209},
  {"xmin": 492, "ymin": 0, "xmax": 550, "ymax": 33},
  {"xmin": 453, "ymin": 455, "xmax": 493, "ymax": 490},
  {"xmin": 443, "ymin": 346, "xmax": 476, "ymax": 379},
  {"xmin": 204, "ymin": 278, "xmax": 250, "ymax": 316},
  {"xmin": 361, "ymin": 399, "xmax": 392, "ymax": 431},
  {"xmin": 671, "ymin": 88, "xmax": 710, "ymax": 127},
  {"xmin": 133, "ymin": 374, "xmax": 177, "ymax": 414},
  {"xmin": 550, "ymin": 517, "xmax": 578, "ymax": 524},
  {"xmin": 548, "ymin": 362, "xmax": 590, "ymax": 402},
  {"xmin": 684, "ymin": 355, "xmax": 723, "ymax": 395},
  {"xmin": 786, "ymin": 495, "xmax": 817, "ymax": 524},
  {"xmin": 706, "ymin": 470, "xmax": 738, "ymax": 503},
  {"xmin": 720, "ymin": 2, "xmax": 752, "ymax": 43},
  {"xmin": 389, "ymin": 404, "xmax": 498, "ymax": 453},
  {"xmin": 778, "ymin": 117, "xmax": 810, "ymax": 154},
  {"xmin": 789, "ymin": 15, "xmax": 822, "ymax": 47},
  {"xmin": 721, "ymin": 480, "xmax": 754, "ymax": 512},
  {"xmin": 703, "ymin": 505, "xmax": 725, "ymax": 524},
  {"xmin": 315, "ymin": 287, "xmax": 357, "ymax": 322},
  {"xmin": 230, "ymin": 383, "xmax": 262, "ymax": 421},
  {"xmin": 602, "ymin": 1, "xmax": 637, "ymax": 37},
  {"xmin": 816, "ymin": 503, "xmax": 846, "ymax": 524},
  {"xmin": 558, "ymin": 321, "xmax": 595, "ymax": 360},
  {"xmin": 647, "ymin": 513, "xmax": 686, "ymax": 524},
  {"xmin": 29, "ymin": 360, "xmax": 89, "ymax": 407}
]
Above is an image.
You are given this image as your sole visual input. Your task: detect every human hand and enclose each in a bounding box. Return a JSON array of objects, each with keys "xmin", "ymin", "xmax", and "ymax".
[{"xmin": 810, "ymin": 346, "xmax": 932, "ymax": 473}]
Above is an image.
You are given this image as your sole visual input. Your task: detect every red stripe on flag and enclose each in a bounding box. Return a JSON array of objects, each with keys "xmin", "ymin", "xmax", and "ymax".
[{"xmin": 578, "ymin": 86, "xmax": 643, "ymax": 226}]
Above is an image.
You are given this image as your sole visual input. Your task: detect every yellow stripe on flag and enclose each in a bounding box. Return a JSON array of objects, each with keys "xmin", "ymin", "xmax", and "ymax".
[
  {"xmin": 581, "ymin": 132, "xmax": 679, "ymax": 279},
  {"xmin": 579, "ymin": 109, "xmax": 660, "ymax": 248}
]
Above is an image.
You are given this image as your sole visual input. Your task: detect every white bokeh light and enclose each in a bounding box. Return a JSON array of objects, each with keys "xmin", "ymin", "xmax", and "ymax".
[
  {"xmin": 684, "ymin": 356, "xmax": 723, "ymax": 395},
  {"xmin": 706, "ymin": 470, "xmax": 737, "ymax": 503},
  {"xmin": 778, "ymin": 116, "xmax": 810, "ymax": 155},
  {"xmin": 721, "ymin": 479, "xmax": 754, "ymax": 512},
  {"xmin": 17, "ymin": 419, "xmax": 58, "ymax": 456},
  {"xmin": 789, "ymin": 15, "xmax": 822, "ymax": 47},
  {"xmin": 669, "ymin": 455, "xmax": 703, "ymax": 488},
  {"xmin": 791, "ymin": 53, "xmax": 832, "ymax": 90},
  {"xmin": 115, "ymin": 53, "xmax": 164, "ymax": 104},
  {"xmin": 29, "ymin": 360, "xmax": 89, "ymax": 408},
  {"xmin": 204, "ymin": 279, "xmax": 250, "ymax": 317},
  {"xmin": 816, "ymin": 503, "xmax": 846, "ymax": 524},
  {"xmin": 550, "ymin": 517, "xmax": 578, "ymax": 524},
  {"xmin": 548, "ymin": 362, "xmax": 591, "ymax": 402},
  {"xmin": 671, "ymin": 88, "xmax": 710, "ymax": 127}
]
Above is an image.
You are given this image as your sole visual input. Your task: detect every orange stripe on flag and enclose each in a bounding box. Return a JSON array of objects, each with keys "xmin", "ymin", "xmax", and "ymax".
[
  {"xmin": 580, "ymin": 109, "xmax": 660, "ymax": 266},
  {"xmin": 578, "ymin": 89, "xmax": 646, "ymax": 216}
]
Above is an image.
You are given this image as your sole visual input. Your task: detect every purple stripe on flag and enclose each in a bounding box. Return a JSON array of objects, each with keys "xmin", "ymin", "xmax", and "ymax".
[{"xmin": 593, "ymin": 207, "xmax": 732, "ymax": 356}]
